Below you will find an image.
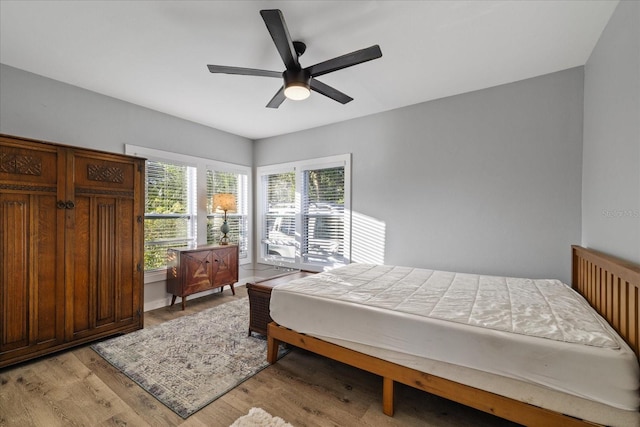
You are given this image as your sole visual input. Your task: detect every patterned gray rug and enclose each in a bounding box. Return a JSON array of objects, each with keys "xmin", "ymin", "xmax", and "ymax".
[{"xmin": 91, "ymin": 297, "xmax": 286, "ymax": 418}]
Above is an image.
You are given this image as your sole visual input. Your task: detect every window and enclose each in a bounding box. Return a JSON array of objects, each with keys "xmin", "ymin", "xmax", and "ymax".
[
  {"xmin": 126, "ymin": 145, "xmax": 251, "ymax": 278},
  {"xmin": 206, "ymin": 169, "xmax": 249, "ymax": 258},
  {"xmin": 302, "ymin": 165, "xmax": 347, "ymax": 265},
  {"xmin": 257, "ymin": 154, "xmax": 351, "ymax": 271},
  {"xmin": 144, "ymin": 160, "xmax": 197, "ymax": 270},
  {"xmin": 263, "ymin": 171, "xmax": 296, "ymax": 262}
]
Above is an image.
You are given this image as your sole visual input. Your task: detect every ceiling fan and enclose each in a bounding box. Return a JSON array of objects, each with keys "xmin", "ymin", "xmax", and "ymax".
[{"xmin": 207, "ymin": 9, "xmax": 382, "ymax": 108}]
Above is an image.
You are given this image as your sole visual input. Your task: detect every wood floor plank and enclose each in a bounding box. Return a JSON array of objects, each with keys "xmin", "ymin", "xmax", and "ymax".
[
  {"xmin": 1, "ymin": 368, "xmax": 60, "ymax": 426},
  {"xmin": 95, "ymin": 410, "xmax": 152, "ymax": 427},
  {"xmin": 193, "ymin": 395, "xmax": 253, "ymax": 426},
  {"xmin": 74, "ymin": 346, "xmax": 183, "ymax": 426}
]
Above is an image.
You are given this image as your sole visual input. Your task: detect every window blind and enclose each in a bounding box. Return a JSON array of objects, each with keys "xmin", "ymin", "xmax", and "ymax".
[
  {"xmin": 262, "ymin": 171, "xmax": 297, "ymax": 262},
  {"xmin": 144, "ymin": 160, "xmax": 197, "ymax": 270},
  {"xmin": 207, "ymin": 170, "xmax": 249, "ymax": 259},
  {"xmin": 302, "ymin": 166, "xmax": 346, "ymax": 265}
]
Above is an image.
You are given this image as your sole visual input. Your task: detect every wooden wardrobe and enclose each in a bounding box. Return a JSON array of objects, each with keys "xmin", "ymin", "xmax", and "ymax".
[{"xmin": 0, "ymin": 134, "xmax": 145, "ymax": 368}]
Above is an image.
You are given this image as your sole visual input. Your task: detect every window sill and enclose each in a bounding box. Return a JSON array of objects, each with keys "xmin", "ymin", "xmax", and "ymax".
[{"xmin": 144, "ymin": 269, "xmax": 168, "ymax": 285}]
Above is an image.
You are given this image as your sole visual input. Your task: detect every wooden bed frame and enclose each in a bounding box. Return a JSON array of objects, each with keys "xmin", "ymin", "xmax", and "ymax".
[{"xmin": 267, "ymin": 245, "xmax": 640, "ymax": 427}]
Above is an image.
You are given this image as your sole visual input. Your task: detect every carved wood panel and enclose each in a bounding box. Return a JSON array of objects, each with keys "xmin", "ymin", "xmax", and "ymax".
[
  {"xmin": 35, "ymin": 195, "xmax": 64, "ymax": 344},
  {"xmin": 96, "ymin": 200, "xmax": 116, "ymax": 327},
  {"xmin": 0, "ymin": 192, "xmax": 64, "ymax": 355},
  {"xmin": 87, "ymin": 164, "xmax": 124, "ymax": 183},
  {"xmin": 0, "ymin": 153, "xmax": 42, "ymax": 176},
  {"xmin": 71, "ymin": 196, "xmax": 91, "ymax": 336},
  {"xmin": 0, "ymin": 197, "xmax": 29, "ymax": 351},
  {"xmin": 73, "ymin": 152, "xmax": 136, "ymax": 192},
  {"xmin": 0, "ymin": 143, "xmax": 59, "ymax": 185}
]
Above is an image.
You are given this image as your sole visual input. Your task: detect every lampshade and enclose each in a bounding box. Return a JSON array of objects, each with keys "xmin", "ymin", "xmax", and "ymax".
[
  {"xmin": 212, "ymin": 193, "xmax": 236, "ymax": 213},
  {"xmin": 284, "ymin": 83, "xmax": 310, "ymax": 101}
]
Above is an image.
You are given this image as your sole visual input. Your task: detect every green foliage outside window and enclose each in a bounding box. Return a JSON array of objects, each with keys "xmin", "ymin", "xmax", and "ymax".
[{"xmin": 144, "ymin": 161, "xmax": 192, "ymax": 271}]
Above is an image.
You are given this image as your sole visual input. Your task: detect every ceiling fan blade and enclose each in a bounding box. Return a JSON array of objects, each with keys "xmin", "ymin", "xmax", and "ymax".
[
  {"xmin": 307, "ymin": 45, "xmax": 382, "ymax": 78},
  {"xmin": 207, "ymin": 65, "xmax": 281, "ymax": 78},
  {"xmin": 260, "ymin": 9, "xmax": 300, "ymax": 70},
  {"xmin": 310, "ymin": 79, "xmax": 353, "ymax": 104},
  {"xmin": 266, "ymin": 86, "xmax": 287, "ymax": 108}
]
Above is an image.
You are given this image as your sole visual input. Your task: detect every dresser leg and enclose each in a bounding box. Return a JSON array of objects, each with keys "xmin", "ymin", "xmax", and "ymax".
[
  {"xmin": 181, "ymin": 296, "xmax": 186, "ymax": 311},
  {"xmin": 170, "ymin": 295, "xmax": 177, "ymax": 307}
]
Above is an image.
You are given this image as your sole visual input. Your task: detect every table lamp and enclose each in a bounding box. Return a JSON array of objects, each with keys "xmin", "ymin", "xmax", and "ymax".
[{"xmin": 212, "ymin": 193, "xmax": 236, "ymax": 245}]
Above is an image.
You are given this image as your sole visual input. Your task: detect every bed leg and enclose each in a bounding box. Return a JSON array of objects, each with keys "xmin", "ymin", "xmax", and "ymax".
[
  {"xmin": 382, "ymin": 377, "xmax": 395, "ymax": 416},
  {"xmin": 267, "ymin": 334, "xmax": 280, "ymax": 364}
]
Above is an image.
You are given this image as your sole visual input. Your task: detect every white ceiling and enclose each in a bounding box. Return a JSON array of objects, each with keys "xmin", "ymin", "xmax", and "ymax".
[{"xmin": 0, "ymin": 1, "xmax": 618, "ymax": 140}]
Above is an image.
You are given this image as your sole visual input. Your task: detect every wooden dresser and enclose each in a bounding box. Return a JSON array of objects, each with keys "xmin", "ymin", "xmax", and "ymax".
[
  {"xmin": 0, "ymin": 134, "xmax": 145, "ymax": 368},
  {"xmin": 167, "ymin": 244, "xmax": 239, "ymax": 310}
]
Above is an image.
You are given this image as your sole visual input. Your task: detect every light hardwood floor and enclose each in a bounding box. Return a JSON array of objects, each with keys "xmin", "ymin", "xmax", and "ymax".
[{"xmin": 0, "ymin": 287, "xmax": 519, "ymax": 427}]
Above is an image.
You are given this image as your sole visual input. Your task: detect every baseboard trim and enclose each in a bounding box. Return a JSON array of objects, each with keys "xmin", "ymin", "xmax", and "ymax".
[{"xmin": 143, "ymin": 281, "xmax": 251, "ymax": 312}]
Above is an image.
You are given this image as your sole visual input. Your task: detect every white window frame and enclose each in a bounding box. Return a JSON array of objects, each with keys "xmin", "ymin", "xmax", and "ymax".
[
  {"xmin": 205, "ymin": 164, "xmax": 250, "ymax": 259},
  {"xmin": 256, "ymin": 154, "xmax": 351, "ymax": 271},
  {"xmin": 125, "ymin": 145, "xmax": 252, "ymax": 283}
]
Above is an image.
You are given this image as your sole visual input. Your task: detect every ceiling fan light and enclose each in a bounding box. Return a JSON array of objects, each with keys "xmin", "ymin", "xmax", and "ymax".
[{"xmin": 284, "ymin": 83, "xmax": 311, "ymax": 100}]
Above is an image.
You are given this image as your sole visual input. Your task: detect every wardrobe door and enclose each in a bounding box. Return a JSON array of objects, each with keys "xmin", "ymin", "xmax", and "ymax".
[
  {"xmin": 0, "ymin": 141, "xmax": 65, "ymax": 364},
  {"xmin": 67, "ymin": 150, "xmax": 143, "ymax": 340}
]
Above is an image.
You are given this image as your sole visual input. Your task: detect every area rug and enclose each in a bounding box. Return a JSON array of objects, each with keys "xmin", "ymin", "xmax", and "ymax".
[
  {"xmin": 91, "ymin": 298, "xmax": 287, "ymax": 418},
  {"xmin": 229, "ymin": 407, "xmax": 294, "ymax": 427}
]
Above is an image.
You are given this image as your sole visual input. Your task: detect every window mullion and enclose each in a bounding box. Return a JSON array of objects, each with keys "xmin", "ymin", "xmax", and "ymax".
[
  {"xmin": 195, "ymin": 163, "xmax": 208, "ymax": 244},
  {"xmin": 295, "ymin": 166, "xmax": 303, "ymax": 266}
]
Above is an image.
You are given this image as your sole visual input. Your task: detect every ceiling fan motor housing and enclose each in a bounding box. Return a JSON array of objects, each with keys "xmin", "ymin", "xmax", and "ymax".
[{"xmin": 283, "ymin": 68, "xmax": 311, "ymax": 100}]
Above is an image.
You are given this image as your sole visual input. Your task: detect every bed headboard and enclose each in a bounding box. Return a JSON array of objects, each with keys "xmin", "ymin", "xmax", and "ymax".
[{"xmin": 572, "ymin": 245, "xmax": 640, "ymax": 358}]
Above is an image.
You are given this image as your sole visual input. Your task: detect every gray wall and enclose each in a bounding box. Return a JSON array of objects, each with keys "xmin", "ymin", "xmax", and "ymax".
[
  {"xmin": 583, "ymin": 0, "xmax": 640, "ymax": 263},
  {"xmin": 0, "ymin": 63, "xmax": 255, "ymax": 310},
  {"xmin": 256, "ymin": 68, "xmax": 584, "ymax": 283},
  {"xmin": 0, "ymin": 64, "xmax": 252, "ymax": 164}
]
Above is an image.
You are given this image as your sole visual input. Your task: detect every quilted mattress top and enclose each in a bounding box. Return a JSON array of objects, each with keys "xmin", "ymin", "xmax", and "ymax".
[{"xmin": 274, "ymin": 263, "xmax": 619, "ymax": 348}]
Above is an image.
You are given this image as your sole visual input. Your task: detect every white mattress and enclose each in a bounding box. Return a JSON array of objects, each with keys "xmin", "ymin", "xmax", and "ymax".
[{"xmin": 269, "ymin": 264, "xmax": 640, "ymax": 415}]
